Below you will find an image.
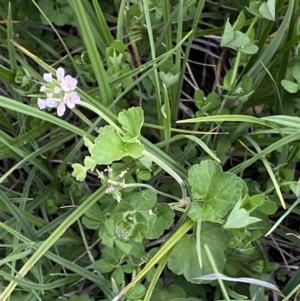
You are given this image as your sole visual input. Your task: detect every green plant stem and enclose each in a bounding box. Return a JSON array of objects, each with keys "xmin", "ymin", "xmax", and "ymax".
[
  {"xmin": 230, "ymin": 16, "xmax": 258, "ymax": 89},
  {"xmin": 142, "ymin": 0, "xmax": 163, "ymax": 138},
  {"xmin": 229, "ymin": 50, "xmax": 242, "ymax": 89},
  {"xmin": 142, "ymin": 150, "xmax": 188, "ymax": 202},
  {"xmin": 282, "ymin": 282, "xmax": 300, "ymax": 301},
  {"xmin": 204, "ymin": 245, "xmax": 230, "ymax": 301},
  {"xmin": 216, "ymin": 16, "xmax": 260, "ymax": 117},
  {"xmin": 144, "ymin": 253, "xmax": 170, "ymax": 301},
  {"xmin": 123, "ymin": 183, "xmax": 181, "ymax": 202},
  {"xmin": 79, "ymin": 101, "xmax": 121, "ymax": 133},
  {"xmin": 116, "ymin": 0, "xmax": 126, "ymax": 41}
]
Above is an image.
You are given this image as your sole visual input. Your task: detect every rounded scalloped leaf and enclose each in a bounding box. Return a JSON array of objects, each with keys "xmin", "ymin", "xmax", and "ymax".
[
  {"xmin": 188, "ymin": 160, "xmax": 242, "ymax": 221},
  {"xmin": 168, "ymin": 222, "xmax": 227, "ymax": 283},
  {"xmin": 146, "ymin": 203, "xmax": 175, "ymax": 239},
  {"xmin": 117, "ymin": 107, "xmax": 144, "ymax": 143},
  {"xmin": 91, "ymin": 126, "xmax": 144, "ymax": 164}
]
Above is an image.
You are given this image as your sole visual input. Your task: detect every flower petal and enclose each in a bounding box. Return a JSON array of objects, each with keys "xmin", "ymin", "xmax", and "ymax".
[
  {"xmin": 57, "ymin": 102, "xmax": 66, "ymax": 116},
  {"xmin": 56, "ymin": 67, "xmax": 65, "ymax": 82},
  {"xmin": 37, "ymin": 98, "xmax": 46, "ymax": 109},
  {"xmin": 43, "ymin": 73, "xmax": 52, "ymax": 82},
  {"xmin": 40, "ymin": 85, "xmax": 47, "ymax": 92},
  {"xmin": 46, "ymin": 98, "xmax": 58, "ymax": 108}
]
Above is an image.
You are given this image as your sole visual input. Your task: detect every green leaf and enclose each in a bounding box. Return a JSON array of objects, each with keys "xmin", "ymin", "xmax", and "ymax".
[
  {"xmin": 168, "ymin": 222, "xmax": 227, "ymax": 283},
  {"xmin": 281, "ymin": 80, "xmax": 299, "ymax": 93},
  {"xmin": 105, "ymin": 218, "xmax": 115, "ymax": 237},
  {"xmin": 256, "ymin": 199, "xmax": 277, "ymax": 214},
  {"xmin": 91, "ymin": 126, "xmax": 144, "ymax": 164},
  {"xmin": 159, "ymin": 71, "xmax": 180, "ymax": 88},
  {"xmin": 169, "ymin": 299, "xmax": 202, "ymax": 301},
  {"xmin": 132, "ymin": 222, "xmax": 149, "ymax": 242},
  {"xmin": 70, "ymin": 295, "xmax": 90, "ymax": 301},
  {"xmin": 84, "ymin": 156, "xmax": 97, "ymax": 171},
  {"xmin": 221, "ymin": 23, "xmax": 251, "ymax": 50},
  {"xmin": 115, "ymin": 239, "xmax": 132, "ymax": 254},
  {"xmin": 114, "ymin": 202, "xmax": 134, "ymax": 220},
  {"xmin": 241, "ymin": 194, "xmax": 265, "ymax": 212},
  {"xmin": 194, "ymin": 89, "xmax": 205, "ymax": 102},
  {"xmin": 100, "ymin": 228, "xmax": 114, "ymax": 248},
  {"xmin": 221, "ymin": 19, "xmax": 234, "ymax": 46},
  {"xmin": 38, "ymin": 0, "xmax": 54, "ymax": 14},
  {"xmin": 146, "ymin": 204, "xmax": 175, "ymax": 239},
  {"xmin": 223, "ymin": 70, "xmax": 234, "ymax": 91},
  {"xmin": 130, "ymin": 190, "xmax": 157, "ymax": 210},
  {"xmin": 108, "ymin": 52, "xmax": 123, "ymax": 67},
  {"xmin": 217, "ymin": 138, "xmax": 231, "ymax": 154},
  {"xmin": 216, "ymin": 138, "xmax": 231, "ymax": 162},
  {"xmin": 137, "ymin": 170, "xmax": 152, "ymax": 181},
  {"xmin": 50, "ymin": 10, "xmax": 69, "ymax": 26},
  {"xmin": 292, "ymin": 63, "xmax": 300, "ymax": 85},
  {"xmin": 259, "ymin": 0, "xmax": 275, "ymax": 21},
  {"xmin": 82, "ymin": 204, "xmax": 104, "ymax": 229},
  {"xmin": 92, "ymin": 126, "xmax": 125, "ymax": 163},
  {"xmin": 246, "ymin": 2, "xmax": 263, "ymax": 17},
  {"xmin": 0, "ymin": 248, "xmax": 32, "ymax": 266},
  {"xmin": 83, "ymin": 136, "xmax": 94, "ymax": 153},
  {"xmin": 125, "ymin": 283, "xmax": 146, "ymax": 299},
  {"xmin": 71, "ymin": 163, "xmax": 86, "ymax": 182},
  {"xmin": 228, "ymin": 31, "xmax": 250, "ymax": 48},
  {"xmin": 150, "ymin": 282, "xmax": 186, "ymax": 301},
  {"xmin": 224, "ymin": 201, "xmax": 261, "ymax": 229},
  {"xmin": 188, "ymin": 160, "xmax": 242, "ymax": 221},
  {"xmin": 121, "ymin": 263, "xmax": 136, "ymax": 273},
  {"xmin": 242, "ymin": 74, "xmax": 252, "ymax": 94},
  {"xmin": 94, "ymin": 259, "xmax": 115, "ymax": 273},
  {"xmin": 233, "ymin": 11, "xmax": 246, "ymax": 31},
  {"xmin": 112, "ymin": 267, "xmax": 124, "ymax": 285},
  {"xmin": 101, "ymin": 245, "xmax": 123, "ymax": 262},
  {"xmin": 117, "ymin": 107, "xmax": 144, "ymax": 142},
  {"xmin": 138, "ymin": 156, "xmax": 152, "ymax": 169},
  {"xmin": 124, "ymin": 142, "xmax": 144, "ymax": 159},
  {"xmin": 291, "ymin": 179, "xmax": 300, "ymax": 197},
  {"xmin": 197, "ymin": 92, "xmax": 220, "ymax": 112},
  {"xmin": 240, "ymin": 43, "xmax": 258, "ymax": 54}
]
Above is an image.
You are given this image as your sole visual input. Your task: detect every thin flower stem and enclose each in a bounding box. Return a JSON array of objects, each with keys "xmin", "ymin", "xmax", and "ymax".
[{"xmin": 142, "ymin": 150, "xmax": 188, "ymax": 203}]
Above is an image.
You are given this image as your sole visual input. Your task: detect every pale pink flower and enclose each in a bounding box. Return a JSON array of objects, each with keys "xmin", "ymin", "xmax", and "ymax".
[
  {"xmin": 38, "ymin": 67, "xmax": 80, "ymax": 116},
  {"xmin": 55, "ymin": 67, "xmax": 78, "ymax": 91},
  {"xmin": 37, "ymin": 98, "xmax": 46, "ymax": 109},
  {"xmin": 43, "ymin": 73, "xmax": 52, "ymax": 82},
  {"xmin": 61, "ymin": 75, "xmax": 78, "ymax": 92},
  {"xmin": 64, "ymin": 91, "xmax": 80, "ymax": 109}
]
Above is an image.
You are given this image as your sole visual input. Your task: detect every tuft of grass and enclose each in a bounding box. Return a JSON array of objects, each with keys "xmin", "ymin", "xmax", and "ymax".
[{"xmin": 0, "ymin": 0, "xmax": 300, "ymax": 300}]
